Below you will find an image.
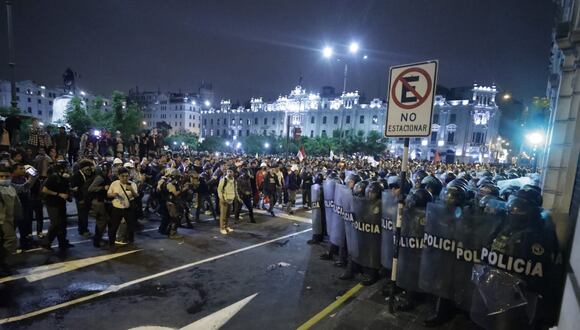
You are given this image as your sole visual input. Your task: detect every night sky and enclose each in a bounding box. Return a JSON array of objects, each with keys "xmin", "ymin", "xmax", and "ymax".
[{"xmin": 0, "ymin": 0, "xmax": 555, "ymax": 103}]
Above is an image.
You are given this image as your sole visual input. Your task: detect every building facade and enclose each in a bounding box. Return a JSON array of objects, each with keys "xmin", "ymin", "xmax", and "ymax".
[
  {"xmin": 200, "ymin": 84, "xmax": 501, "ymax": 162},
  {"xmin": 0, "ymin": 80, "xmax": 60, "ymax": 123},
  {"xmin": 132, "ymin": 91, "xmax": 202, "ymax": 136}
]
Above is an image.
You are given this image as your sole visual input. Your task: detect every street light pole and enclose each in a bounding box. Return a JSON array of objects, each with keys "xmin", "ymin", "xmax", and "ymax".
[
  {"xmin": 6, "ymin": 1, "xmax": 17, "ymax": 110},
  {"xmin": 343, "ymin": 63, "xmax": 348, "ymax": 94}
]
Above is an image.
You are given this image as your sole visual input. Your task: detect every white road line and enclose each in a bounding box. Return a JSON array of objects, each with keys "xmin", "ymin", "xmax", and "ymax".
[
  {"xmin": 0, "ymin": 250, "xmax": 140, "ymax": 284},
  {"xmin": 0, "ymin": 228, "xmax": 312, "ymax": 325},
  {"xmin": 180, "ymin": 293, "xmax": 258, "ymax": 329},
  {"xmin": 253, "ymin": 209, "xmax": 312, "ymax": 224},
  {"xmin": 23, "ymin": 228, "xmax": 159, "ymax": 254}
]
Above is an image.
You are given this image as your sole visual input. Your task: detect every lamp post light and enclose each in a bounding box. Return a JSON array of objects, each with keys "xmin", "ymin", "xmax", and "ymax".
[
  {"xmin": 526, "ymin": 132, "xmax": 543, "ymax": 172},
  {"xmin": 322, "ymin": 41, "xmax": 367, "ymax": 93}
]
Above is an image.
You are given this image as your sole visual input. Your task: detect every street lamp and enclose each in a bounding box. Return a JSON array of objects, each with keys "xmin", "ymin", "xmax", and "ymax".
[
  {"xmin": 142, "ymin": 121, "xmax": 147, "ymax": 126},
  {"xmin": 526, "ymin": 132, "xmax": 544, "ymax": 172},
  {"xmin": 204, "ymin": 100, "xmax": 211, "ymax": 107},
  {"xmin": 225, "ymin": 141, "xmax": 230, "ymax": 147},
  {"xmin": 322, "ymin": 41, "xmax": 367, "ymax": 93},
  {"xmin": 236, "ymin": 142, "xmax": 241, "ymax": 149},
  {"xmin": 348, "ymin": 42, "xmax": 359, "ymax": 54},
  {"xmin": 264, "ymin": 142, "xmax": 270, "ymax": 149},
  {"xmin": 322, "ymin": 46, "xmax": 333, "ymax": 58}
]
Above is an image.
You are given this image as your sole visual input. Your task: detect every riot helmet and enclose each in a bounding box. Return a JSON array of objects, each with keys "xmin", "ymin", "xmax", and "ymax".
[
  {"xmin": 413, "ymin": 169, "xmax": 428, "ymax": 188},
  {"xmin": 513, "ymin": 186, "xmax": 543, "ymax": 207},
  {"xmin": 365, "ymin": 181, "xmax": 384, "ymax": 201},
  {"xmin": 506, "ymin": 195, "xmax": 541, "ymax": 228},
  {"xmin": 353, "ymin": 180, "xmax": 369, "ymax": 197},
  {"xmin": 499, "ymin": 185, "xmax": 518, "ymax": 201},
  {"xmin": 314, "ymin": 173, "xmax": 324, "ymax": 184},
  {"xmin": 442, "ymin": 172, "xmax": 456, "ymax": 185},
  {"xmin": 441, "ymin": 186, "xmax": 466, "ymax": 208},
  {"xmin": 421, "ymin": 175, "xmax": 443, "ymax": 198},
  {"xmin": 406, "ymin": 188, "xmax": 433, "ymax": 209},
  {"xmin": 345, "ymin": 173, "xmax": 362, "ymax": 190}
]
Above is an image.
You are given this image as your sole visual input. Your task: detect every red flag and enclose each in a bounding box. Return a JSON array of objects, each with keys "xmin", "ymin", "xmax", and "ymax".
[
  {"xmin": 433, "ymin": 150, "xmax": 441, "ymax": 164},
  {"xmin": 297, "ymin": 146, "xmax": 306, "ymax": 162}
]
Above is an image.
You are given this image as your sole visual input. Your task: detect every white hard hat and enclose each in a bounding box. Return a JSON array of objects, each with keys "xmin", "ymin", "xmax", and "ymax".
[
  {"xmin": 123, "ymin": 162, "xmax": 134, "ymax": 169},
  {"xmin": 260, "ymin": 162, "xmax": 268, "ymax": 168},
  {"xmin": 113, "ymin": 158, "xmax": 123, "ymax": 165}
]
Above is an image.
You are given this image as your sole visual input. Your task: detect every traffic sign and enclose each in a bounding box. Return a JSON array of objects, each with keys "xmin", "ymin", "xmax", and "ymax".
[{"xmin": 385, "ymin": 60, "xmax": 438, "ymax": 137}]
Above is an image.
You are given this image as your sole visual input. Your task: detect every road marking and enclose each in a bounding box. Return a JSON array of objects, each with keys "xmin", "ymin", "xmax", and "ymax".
[
  {"xmin": 253, "ymin": 209, "xmax": 311, "ymax": 224},
  {"xmin": 0, "ymin": 228, "xmax": 312, "ymax": 325},
  {"xmin": 0, "ymin": 250, "xmax": 140, "ymax": 284},
  {"xmin": 181, "ymin": 293, "xmax": 258, "ymax": 329},
  {"xmin": 23, "ymin": 228, "xmax": 159, "ymax": 254},
  {"xmin": 296, "ymin": 283, "xmax": 364, "ymax": 330}
]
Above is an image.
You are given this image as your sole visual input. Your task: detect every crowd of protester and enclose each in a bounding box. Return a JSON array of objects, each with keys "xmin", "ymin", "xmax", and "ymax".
[{"xmin": 0, "ymin": 117, "xmax": 536, "ymax": 278}]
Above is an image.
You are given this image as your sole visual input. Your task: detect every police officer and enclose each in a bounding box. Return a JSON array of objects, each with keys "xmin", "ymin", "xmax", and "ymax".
[
  {"xmin": 41, "ymin": 160, "xmax": 74, "ymax": 251},
  {"xmin": 307, "ymin": 173, "xmax": 325, "ymax": 244}
]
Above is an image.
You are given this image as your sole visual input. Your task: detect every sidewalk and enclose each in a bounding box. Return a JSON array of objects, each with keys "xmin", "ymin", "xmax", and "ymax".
[{"xmin": 311, "ymin": 280, "xmax": 479, "ymax": 330}]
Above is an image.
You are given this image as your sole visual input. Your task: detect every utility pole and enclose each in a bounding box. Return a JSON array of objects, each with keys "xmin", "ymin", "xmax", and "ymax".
[{"xmin": 6, "ymin": 1, "xmax": 17, "ymax": 110}]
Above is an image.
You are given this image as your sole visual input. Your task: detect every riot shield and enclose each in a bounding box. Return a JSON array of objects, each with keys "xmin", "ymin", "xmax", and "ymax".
[
  {"xmin": 396, "ymin": 207, "xmax": 427, "ymax": 292},
  {"xmin": 380, "ymin": 189, "xmax": 398, "ymax": 269},
  {"xmin": 418, "ymin": 202, "xmax": 458, "ymax": 300},
  {"xmin": 311, "ymin": 184, "xmax": 325, "ymax": 236},
  {"xmin": 453, "ymin": 209, "xmax": 504, "ymax": 311},
  {"xmin": 329, "ymin": 184, "xmax": 351, "ymax": 247},
  {"xmin": 349, "ymin": 197, "xmax": 382, "ymax": 269},
  {"xmin": 323, "ymin": 179, "xmax": 336, "ymax": 239}
]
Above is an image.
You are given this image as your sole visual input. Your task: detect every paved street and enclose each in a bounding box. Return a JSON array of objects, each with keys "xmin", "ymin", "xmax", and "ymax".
[{"xmin": 0, "ymin": 205, "xmax": 366, "ymax": 330}]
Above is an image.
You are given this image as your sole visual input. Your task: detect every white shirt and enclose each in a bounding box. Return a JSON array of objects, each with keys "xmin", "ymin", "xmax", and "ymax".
[{"xmin": 107, "ymin": 180, "xmax": 138, "ymax": 209}]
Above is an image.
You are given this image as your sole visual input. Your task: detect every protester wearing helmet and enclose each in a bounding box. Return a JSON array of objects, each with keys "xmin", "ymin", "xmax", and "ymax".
[{"xmin": 40, "ymin": 160, "xmax": 73, "ymax": 251}]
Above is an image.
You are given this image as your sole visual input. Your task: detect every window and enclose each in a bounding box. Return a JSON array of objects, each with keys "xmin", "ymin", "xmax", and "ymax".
[
  {"xmin": 238, "ymin": 130, "xmax": 242, "ymax": 136},
  {"xmin": 447, "ymin": 132, "xmax": 455, "ymax": 143},
  {"xmin": 210, "ymin": 129, "xmax": 214, "ymax": 136},
  {"xmin": 247, "ymin": 119, "xmax": 251, "ymax": 125},
  {"xmin": 273, "ymin": 118, "xmax": 276, "ymax": 125},
  {"xmin": 359, "ymin": 116, "xmax": 365, "ymax": 124},
  {"xmin": 223, "ymin": 129, "xmax": 226, "ymax": 136},
  {"xmin": 203, "ymin": 119, "xmax": 207, "ymax": 125},
  {"xmin": 27, "ymin": 107, "xmax": 32, "ymax": 113},
  {"xmin": 321, "ymin": 130, "xmax": 327, "ymax": 137},
  {"xmin": 189, "ymin": 123, "xmax": 192, "ymax": 127},
  {"xmin": 334, "ymin": 116, "xmax": 338, "ymax": 124},
  {"xmin": 49, "ymin": 100, "xmax": 52, "ymax": 106},
  {"xmin": 246, "ymin": 129, "xmax": 250, "ymax": 136},
  {"xmin": 224, "ymin": 118, "xmax": 227, "ymax": 126},
  {"xmin": 27, "ymin": 97, "xmax": 31, "ymax": 102},
  {"xmin": 263, "ymin": 129, "xmax": 267, "ymax": 136},
  {"xmin": 323, "ymin": 116, "xmax": 327, "ymax": 124},
  {"xmin": 346, "ymin": 115, "xmax": 351, "ymax": 124},
  {"xmin": 345, "ymin": 130, "xmax": 350, "ymax": 136},
  {"xmin": 310, "ymin": 116, "xmax": 315, "ymax": 124},
  {"xmin": 37, "ymin": 99, "xmax": 41, "ymax": 104},
  {"xmin": 193, "ymin": 115, "xmax": 196, "ymax": 120},
  {"xmin": 433, "ymin": 114, "xmax": 439, "ymax": 124},
  {"xmin": 264, "ymin": 118, "xmax": 268, "ymax": 125},
  {"xmin": 372, "ymin": 115, "xmax": 378, "ymax": 124},
  {"xmin": 231, "ymin": 119, "xmax": 235, "ymax": 125},
  {"xmin": 16, "ymin": 87, "xmax": 19, "ymax": 92},
  {"xmin": 472, "ymin": 132, "xmax": 484, "ymax": 144},
  {"xmin": 450, "ymin": 114, "xmax": 457, "ymax": 124},
  {"xmin": 239, "ymin": 119, "xmax": 242, "ymax": 125},
  {"xmin": 430, "ymin": 132, "xmax": 437, "ymax": 143},
  {"xmin": 210, "ymin": 119, "xmax": 214, "ymax": 125},
  {"xmin": 38, "ymin": 110, "xmax": 42, "ymax": 115},
  {"xmin": 254, "ymin": 118, "xmax": 258, "ymax": 125},
  {"xmin": 310, "ymin": 130, "xmax": 314, "ymax": 138},
  {"xmin": 217, "ymin": 130, "xmax": 220, "ymax": 136},
  {"xmin": 217, "ymin": 119, "xmax": 221, "ymax": 125}
]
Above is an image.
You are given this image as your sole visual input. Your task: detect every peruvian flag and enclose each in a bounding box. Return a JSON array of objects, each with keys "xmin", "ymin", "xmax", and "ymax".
[
  {"xmin": 433, "ymin": 150, "xmax": 441, "ymax": 164},
  {"xmin": 297, "ymin": 146, "xmax": 306, "ymax": 162}
]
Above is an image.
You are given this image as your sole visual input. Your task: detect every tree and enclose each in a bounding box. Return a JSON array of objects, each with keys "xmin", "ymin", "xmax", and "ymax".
[
  {"xmin": 65, "ymin": 97, "xmax": 92, "ymax": 133},
  {"xmin": 166, "ymin": 131, "xmax": 199, "ymax": 150},
  {"xmin": 199, "ymin": 136, "xmax": 223, "ymax": 152}
]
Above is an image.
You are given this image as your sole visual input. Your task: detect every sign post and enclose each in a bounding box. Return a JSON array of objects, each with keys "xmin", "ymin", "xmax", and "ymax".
[{"xmin": 384, "ymin": 60, "xmax": 438, "ymax": 312}]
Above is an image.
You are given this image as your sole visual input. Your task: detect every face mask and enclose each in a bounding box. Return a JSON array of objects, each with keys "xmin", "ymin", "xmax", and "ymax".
[{"xmin": 0, "ymin": 179, "xmax": 11, "ymax": 186}]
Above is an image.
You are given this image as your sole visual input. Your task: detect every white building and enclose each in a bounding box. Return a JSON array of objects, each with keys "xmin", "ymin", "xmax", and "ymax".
[
  {"xmin": 200, "ymin": 84, "xmax": 501, "ymax": 163},
  {"xmin": 134, "ymin": 91, "xmax": 202, "ymax": 136},
  {"xmin": 0, "ymin": 80, "xmax": 60, "ymax": 123}
]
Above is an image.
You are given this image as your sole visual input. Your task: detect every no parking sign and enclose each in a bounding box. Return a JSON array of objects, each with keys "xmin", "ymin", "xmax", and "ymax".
[{"xmin": 385, "ymin": 61, "xmax": 438, "ymax": 137}]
